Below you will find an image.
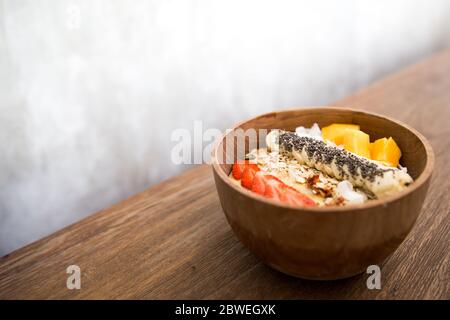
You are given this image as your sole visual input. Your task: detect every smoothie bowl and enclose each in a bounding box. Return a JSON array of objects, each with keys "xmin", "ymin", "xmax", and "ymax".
[{"xmin": 211, "ymin": 107, "xmax": 434, "ymax": 280}]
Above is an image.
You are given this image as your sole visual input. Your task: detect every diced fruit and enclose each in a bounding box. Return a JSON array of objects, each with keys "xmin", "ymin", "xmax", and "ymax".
[
  {"xmin": 322, "ymin": 123, "xmax": 360, "ymax": 145},
  {"xmin": 232, "ymin": 160, "xmax": 258, "ymax": 180},
  {"xmin": 291, "ymin": 190, "xmax": 316, "ymax": 206},
  {"xmin": 251, "ymin": 172, "xmax": 266, "ymax": 195},
  {"xmin": 232, "ymin": 161, "xmax": 316, "ymax": 207},
  {"xmin": 342, "ymin": 129, "xmax": 371, "ymax": 158},
  {"xmin": 370, "ymin": 137, "xmax": 387, "ymax": 160},
  {"xmin": 388, "ymin": 138, "xmax": 402, "ymax": 161},
  {"xmin": 284, "ymin": 189, "xmax": 316, "ymax": 207},
  {"xmin": 370, "ymin": 137, "xmax": 402, "ymax": 167},
  {"xmin": 264, "ymin": 179, "xmax": 282, "ymax": 201},
  {"xmin": 241, "ymin": 166, "xmax": 258, "ymax": 189},
  {"xmin": 296, "ymin": 193, "xmax": 316, "ymax": 207},
  {"xmin": 262, "ymin": 175, "xmax": 316, "ymax": 207},
  {"xmin": 263, "ymin": 174, "xmax": 283, "ymax": 183},
  {"xmin": 232, "ymin": 161, "xmax": 246, "ymax": 179}
]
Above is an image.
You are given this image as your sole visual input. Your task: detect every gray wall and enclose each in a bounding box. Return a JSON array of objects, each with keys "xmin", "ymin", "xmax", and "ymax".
[{"xmin": 1, "ymin": 0, "xmax": 450, "ymax": 255}]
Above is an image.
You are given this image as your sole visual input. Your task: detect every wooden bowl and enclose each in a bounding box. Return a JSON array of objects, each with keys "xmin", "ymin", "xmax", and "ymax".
[{"xmin": 211, "ymin": 107, "xmax": 434, "ymax": 280}]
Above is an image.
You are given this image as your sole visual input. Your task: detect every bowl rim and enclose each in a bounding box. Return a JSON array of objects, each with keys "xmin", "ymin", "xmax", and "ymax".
[{"xmin": 211, "ymin": 106, "xmax": 435, "ymax": 212}]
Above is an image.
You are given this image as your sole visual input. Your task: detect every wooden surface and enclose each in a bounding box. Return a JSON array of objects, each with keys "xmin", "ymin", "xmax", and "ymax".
[{"xmin": 1, "ymin": 51, "xmax": 449, "ymax": 300}]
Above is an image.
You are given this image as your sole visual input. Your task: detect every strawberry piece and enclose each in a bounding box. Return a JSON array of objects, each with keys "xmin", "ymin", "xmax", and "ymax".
[
  {"xmin": 263, "ymin": 174, "xmax": 283, "ymax": 183},
  {"xmin": 293, "ymin": 192, "xmax": 316, "ymax": 207},
  {"xmin": 261, "ymin": 175, "xmax": 316, "ymax": 207},
  {"xmin": 283, "ymin": 189, "xmax": 302, "ymax": 206},
  {"xmin": 263, "ymin": 178, "xmax": 282, "ymax": 200},
  {"xmin": 251, "ymin": 172, "xmax": 266, "ymax": 195},
  {"xmin": 282, "ymin": 188, "xmax": 316, "ymax": 207},
  {"xmin": 281, "ymin": 191, "xmax": 296, "ymax": 206},
  {"xmin": 246, "ymin": 162, "xmax": 260, "ymax": 172},
  {"xmin": 233, "ymin": 161, "xmax": 316, "ymax": 207},
  {"xmin": 241, "ymin": 166, "xmax": 258, "ymax": 189},
  {"xmin": 232, "ymin": 161, "xmax": 246, "ymax": 180},
  {"xmin": 232, "ymin": 160, "xmax": 259, "ymax": 180}
]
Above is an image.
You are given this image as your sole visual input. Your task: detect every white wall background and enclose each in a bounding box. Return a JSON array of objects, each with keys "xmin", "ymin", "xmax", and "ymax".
[{"xmin": 1, "ymin": 0, "xmax": 449, "ymax": 255}]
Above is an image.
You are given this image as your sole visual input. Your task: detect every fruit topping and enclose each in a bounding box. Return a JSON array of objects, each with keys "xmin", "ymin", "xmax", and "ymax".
[
  {"xmin": 370, "ymin": 137, "xmax": 402, "ymax": 167},
  {"xmin": 231, "ymin": 161, "xmax": 316, "ymax": 207},
  {"xmin": 241, "ymin": 166, "xmax": 259, "ymax": 189},
  {"xmin": 232, "ymin": 160, "xmax": 258, "ymax": 180},
  {"xmin": 322, "ymin": 123, "xmax": 360, "ymax": 145},
  {"xmin": 342, "ymin": 128, "xmax": 371, "ymax": 159},
  {"xmin": 321, "ymin": 123, "xmax": 403, "ymax": 166}
]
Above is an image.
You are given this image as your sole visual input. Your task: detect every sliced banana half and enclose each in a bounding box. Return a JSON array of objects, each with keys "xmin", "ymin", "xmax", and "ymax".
[{"xmin": 266, "ymin": 129, "xmax": 280, "ymax": 152}]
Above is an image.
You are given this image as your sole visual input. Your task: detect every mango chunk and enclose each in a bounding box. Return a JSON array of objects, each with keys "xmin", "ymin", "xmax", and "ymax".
[
  {"xmin": 370, "ymin": 138, "xmax": 387, "ymax": 158},
  {"xmin": 371, "ymin": 137, "xmax": 401, "ymax": 167},
  {"xmin": 369, "ymin": 142, "xmax": 375, "ymax": 154},
  {"xmin": 342, "ymin": 129, "xmax": 371, "ymax": 158},
  {"xmin": 322, "ymin": 123, "xmax": 360, "ymax": 145}
]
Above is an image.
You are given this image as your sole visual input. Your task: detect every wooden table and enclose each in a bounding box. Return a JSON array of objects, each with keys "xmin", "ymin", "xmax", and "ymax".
[{"xmin": 1, "ymin": 51, "xmax": 449, "ymax": 300}]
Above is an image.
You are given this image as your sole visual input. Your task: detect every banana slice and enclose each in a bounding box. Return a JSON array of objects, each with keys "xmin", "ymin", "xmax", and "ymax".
[
  {"xmin": 277, "ymin": 131, "xmax": 413, "ymax": 199},
  {"xmin": 266, "ymin": 129, "xmax": 280, "ymax": 152}
]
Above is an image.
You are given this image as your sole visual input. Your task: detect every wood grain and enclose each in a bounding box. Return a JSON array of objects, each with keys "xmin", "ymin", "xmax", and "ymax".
[{"xmin": 1, "ymin": 50, "xmax": 449, "ymax": 299}]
